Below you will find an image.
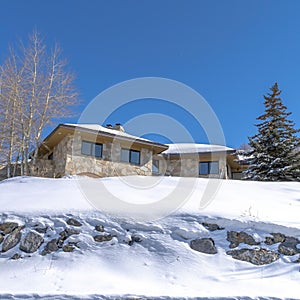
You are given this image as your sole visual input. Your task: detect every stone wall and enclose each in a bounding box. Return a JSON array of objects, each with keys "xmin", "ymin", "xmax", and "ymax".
[
  {"xmin": 52, "ymin": 135, "xmax": 72, "ymax": 177},
  {"xmin": 30, "ymin": 159, "xmax": 54, "ymax": 178},
  {"xmin": 154, "ymin": 154, "xmax": 229, "ymax": 178},
  {"xmin": 164, "ymin": 157, "xmax": 199, "ymax": 177},
  {"xmin": 52, "ymin": 134, "xmax": 153, "ymax": 178}
]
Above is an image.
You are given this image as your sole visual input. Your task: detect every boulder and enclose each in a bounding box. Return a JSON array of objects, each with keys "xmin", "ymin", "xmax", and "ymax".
[
  {"xmin": 34, "ymin": 227, "xmax": 48, "ymax": 234},
  {"xmin": 190, "ymin": 238, "xmax": 218, "ymax": 254},
  {"xmin": 11, "ymin": 253, "xmax": 22, "ymax": 260},
  {"xmin": 265, "ymin": 232, "xmax": 286, "ymax": 245},
  {"xmin": 0, "ymin": 222, "xmax": 19, "ymax": 234},
  {"xmin": 19, "ymin": 231, "xmax": 44, "ymax": 253},
  {"xmin": 227, "ymin": 231, "xmax": 260, "ymax": 248},
  {"xmin": 95, "ymin": 225, "xmax": 104, "ymax": 232},
  {"xmin": 66, "ymin": 218, "xmax": 82, "ymax": 227},
  {"xmin": 63, "ymin": 244, "xmax": 75, "ymax": 252},
  {"xmin": 294, "ymin": 256, "xmax": 300, "ymax": 263},
  {"xmin": 94, "ymin": 234, "xmax": 113, "ymax": 242},
  {"xmin": 2, "ymin": 227, "xmax": 22, "ymax": 252},
  {"xmin": 227, "ymin": 248, "xmax": 279, "ymax": 265},
  {"xmin": 202, "ymin": 222, "xmax": 224, "ymax": 231},
  {"xmin": 127, "ymin": 234, "xmax": 143, "ymax": 246},
  {"xmin": 57, "ymin": 227, "xmax": 80, "ymax": 248},
  {"xmin": 42, "ymin": 239, "xmax": 59, "ymax": 255},
  {"xmin": 278, "ymin": 236, "xmax": 300, "ymax": 256},
  {"xmin": 0, "ymin": 233, "xmax": 4, "ymax": 244}
]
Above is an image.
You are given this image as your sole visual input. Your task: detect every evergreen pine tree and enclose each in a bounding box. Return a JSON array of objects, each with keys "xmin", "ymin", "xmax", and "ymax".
[{"xmin": 243, "ymin": 83, "xmax": 300, "ymax": 181}]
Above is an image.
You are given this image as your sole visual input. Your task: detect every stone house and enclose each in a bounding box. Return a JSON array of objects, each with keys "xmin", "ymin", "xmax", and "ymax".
[
  {"xmin": 33, "ymin": 123, "xmax": 247, "ymax": 179},
  {"xmin": 34, "ymin": 123, "xmax": 168, "ymax": 178},
  {"xmin": 152, "ymin": 144, "xmax": 247, "ymax": 179}
]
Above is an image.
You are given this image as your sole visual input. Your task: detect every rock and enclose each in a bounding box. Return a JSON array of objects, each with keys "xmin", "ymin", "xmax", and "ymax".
[
  {"xmin": 42, "ymin": 239, "xmax": 58, "ymax": 255},
  {"xmin": 19, "ymin": 231, "xmax": 44, "ymax": 253},
  {"xmin": 265, "ymin": 232, "xmax": 286, "ymax": 245},
  {"xmin": 94, "ymin": 234, "xmax": 113, "ymax": 242},
  {"xmin": 227, "ymin": 248, "xmax": 279, "ymax": 265},
  {"xmin": 127, "ymin": 234, "xmax": 143, "ymax": 246},
  {"xmin": 0, "ymin": 233, "xmax": 4, "ymax": 244},
  {"xmin": 190, "ymin": 238, "xmax": 218, "ymax": 254},
  {"xmin": 11, "ymin": 253, "xmax": 21, "ymax": 260},
  {"xmin": 68, "ymin": 241, "xmax": 80, "ymax": 248},
  {"xmin": 34, "ymin": 227, "xmax": 48, "ymax": 234},
  {"xmin": 2, "ymin": 227, "xmax": 22, "ymax": 252},
  {"xmin": 57, "ymin": 227, "xmax": 80, "ymax": 248},
  {"xmin": 63, "ymin": 244, "xmax": 75, "ymax": 252},
  {"xmin": 293, "ymin": 256, "xmax": 300, "ymax": 263},
  {"xmin": 202, "ymin": 222, "xmax": 224, "ymax": 231},
  {"xmin": 278, "ymin": 236, "xmax": 300, "ymax": 256},
  {"xmin": 227, "ymin": 231, "xmax": 260, "ymax": 248},
  {"xmin": 95, "ymin": 225, "xmax": 104, "ymax": 232},
  {"xmin": 0, "ymin": 222, "xmax": 19, "ymax": 234},
  {"xmin": 66, "ymin": 218, "xmax": 82, "ymax": 227},
  {"xmin": 132, "ymin": 235, "xmax": 142, "ymax": 243},
  {"xmin": 65, "ymin": 227, "xmax": 80, "ymax": 236}
]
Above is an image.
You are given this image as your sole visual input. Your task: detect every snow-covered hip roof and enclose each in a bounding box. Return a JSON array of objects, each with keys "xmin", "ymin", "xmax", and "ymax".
[
  {"xmin": 64, "ymin": 123, "xmax": 152, "ymax": 142},
  {"xmin": 162, "ymin": 143, "xmax": 235, "ymax": 155}
]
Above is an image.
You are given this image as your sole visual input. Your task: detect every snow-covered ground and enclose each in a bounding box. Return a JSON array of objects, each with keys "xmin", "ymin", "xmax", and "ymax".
[{"xmin": 0, "ymin": 176, "xmax": 300, "ymax": 299}]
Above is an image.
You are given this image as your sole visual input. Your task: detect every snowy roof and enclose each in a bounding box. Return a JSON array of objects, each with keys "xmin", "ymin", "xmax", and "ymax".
[
  {"xmin": 39, "ymin": 123, "xmax": 168, "ymax": 156},
  {"xmin": 162, "ymin": 143, "xmax": 234, "ymax": 155},
  {"xmin": 64, "ymin": 123, "xmax": 152, "ymax": 142}
]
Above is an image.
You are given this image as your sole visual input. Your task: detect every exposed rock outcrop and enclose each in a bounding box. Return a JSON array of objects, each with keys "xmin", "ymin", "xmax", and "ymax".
[
  {"xmin": 20, "ymin": 231, "xmax": 44, "ymax": 253},
  {"xmin": 0, "ymin": 222, "xmax": 19, "ymax": 234},
  {"xmin": 94, "ymin": 234, "xmax": 113, "ymax": 242},
  {"xmin": 202, "ymin": 222, "xmax": 224, "ymax": 231},
  {"xmin": 278, "ymin": 236, "xmax": 300, "ymax": 256},
  {"xmin": 11, "ymin": 253, "xmax": 22, "ymax": 260},
  {"xmin": 2, "ymin": 227, "xmax": 23, "ymax": 252},
  {"xmin": 227, "ymin": 231, "xmax": 260, "ymax": 248},
  {"xmin": 265, "ymin": 232, "xmax": 286, "ymax": 245},
  {"xmin": 190, "ymin": 238, "xmax": 218, "ymax": 254},
  {"xmin": 63, "ymin": 244, "xmax": 75, "ymax": 252},
  {"xmin": 95, "ymin": 225, "xmax": 104, "ymax": 232},
  {"xmin": 66, "ymin": 218, "xmax": 82, "ymax": 227},
  {"xmin": 42, "ymin": 239, "xmax": 59, "ymax": 256},
  {"xmin": 0, "ymin": 233, "xmax": 4, "ymax": 244},
  {"xmin": 227, "ymin": 248, "xmax": 279, "ymax": 265}
]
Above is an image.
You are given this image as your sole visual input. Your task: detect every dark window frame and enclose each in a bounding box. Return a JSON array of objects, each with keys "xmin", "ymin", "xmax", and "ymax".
[
  {"xmin": 121, "ymin": 148, "xmax": 140, "ymax": 165},
  {"xmin": 81, "ymin": 140, "xmax": 103, "ymax": 158},
  {"xmin": 199, "ymin": 161, "xmax": 219, "ymax": 175}
]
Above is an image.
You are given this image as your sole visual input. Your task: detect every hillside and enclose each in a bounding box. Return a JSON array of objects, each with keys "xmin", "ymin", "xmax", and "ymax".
[{"xmin": 0, "ymin": 176, "xmax": 299, "ymax": 299}]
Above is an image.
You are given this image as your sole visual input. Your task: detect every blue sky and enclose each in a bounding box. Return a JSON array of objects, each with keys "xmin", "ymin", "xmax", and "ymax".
[{"xmin": 1, "ymin": 1, "xmax": 300, "ymax": 148}]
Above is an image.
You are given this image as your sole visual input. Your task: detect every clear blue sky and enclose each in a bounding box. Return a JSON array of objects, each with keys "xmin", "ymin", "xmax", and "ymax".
[{"xmin": 1, "ymin": 0, "xmax": 300, "ymax": 148}]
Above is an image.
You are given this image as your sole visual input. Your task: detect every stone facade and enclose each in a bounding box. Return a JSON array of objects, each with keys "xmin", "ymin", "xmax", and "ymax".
[
  {"xmin": 37, "ymin": 133, "xmax": 153, "ymax": 178},
  {"xmin": 154, "ymin": 153, "xmax": 229, "ymax": 179},
  {"xmin": 30, "ymin": 159, "xmax": 55, "ymax": 178}
]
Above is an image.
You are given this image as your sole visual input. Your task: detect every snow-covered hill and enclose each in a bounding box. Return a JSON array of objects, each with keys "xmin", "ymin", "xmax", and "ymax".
[{"xmin": 0, "ymin": 176, "xmax": 299, "ymax": 299}]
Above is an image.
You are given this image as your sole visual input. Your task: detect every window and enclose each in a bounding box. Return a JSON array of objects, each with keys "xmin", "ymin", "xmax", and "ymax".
[
  {"xmin": 121, "ymin": 148, "xmax": 140, "ymax": 165},
  {"xmin": 152, "ymin": 159, "xmax": 159, "ymax": 174},
  {"xmin": 81, "ymin": 141, "xmax": 102, "ymax": 158},
  {"xmin": 199, "ymin": 161, "xmax": 219, "ymax": 175}
]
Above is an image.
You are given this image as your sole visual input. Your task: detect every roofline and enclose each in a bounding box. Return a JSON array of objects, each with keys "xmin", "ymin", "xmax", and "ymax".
[
  {"xmin": 161, "ymin": 149, "xmax": 236, "ymax": 156},
  {"xmin": 40, "ymin": 123, "xmax": 169, "ymax": 153},
  {"xmin": 61, "ymin": 124, "xmax": 168, "ymax": 149}
]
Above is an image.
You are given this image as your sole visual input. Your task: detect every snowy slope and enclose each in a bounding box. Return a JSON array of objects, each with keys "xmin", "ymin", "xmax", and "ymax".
[{"xmin": 0, "ymin": 176, "xmax": 300, "ymax": 299}]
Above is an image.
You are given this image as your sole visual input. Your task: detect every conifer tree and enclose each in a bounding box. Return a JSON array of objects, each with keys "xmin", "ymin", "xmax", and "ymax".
[{"xmin": 243, "ymin": 83, "xmax": 300, "ymax": 181}]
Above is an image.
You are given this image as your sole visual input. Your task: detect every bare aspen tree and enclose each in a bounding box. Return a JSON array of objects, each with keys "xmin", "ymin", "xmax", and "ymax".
[
  {"xmin": 0, "ymin": 50, "xmax": 24, "ymax": 177},
  {"xmin": 0, "ymin": 30, "xmax": 78, "ymax": 177}
]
